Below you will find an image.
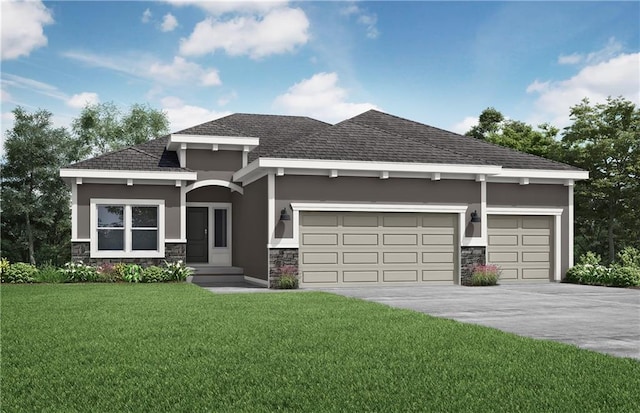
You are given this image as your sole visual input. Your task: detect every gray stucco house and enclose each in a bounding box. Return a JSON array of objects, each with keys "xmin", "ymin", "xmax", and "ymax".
[{"xmin": 60, "ymin": 110, "xmax": 588, "ymax": 287}]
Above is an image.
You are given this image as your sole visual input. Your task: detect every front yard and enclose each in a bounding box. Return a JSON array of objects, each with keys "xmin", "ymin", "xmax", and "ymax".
[{"xmin": 1, "ymin": 284, "xmax": 639, "ymax": 412}]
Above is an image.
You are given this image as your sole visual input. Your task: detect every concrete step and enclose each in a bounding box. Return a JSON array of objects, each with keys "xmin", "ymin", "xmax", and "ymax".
[
  {"xmin": 188, "ymin": 265, "xmax": 244, "ymax": 275},
  {"xmin": 188, "ymin": 274, "xmax": 245, "ymax": 284}
]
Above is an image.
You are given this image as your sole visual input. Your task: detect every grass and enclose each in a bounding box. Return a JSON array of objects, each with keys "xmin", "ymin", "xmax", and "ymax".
[{"xmin": 1, "ymin": 284, "xmax": 639, "ymax": 412}]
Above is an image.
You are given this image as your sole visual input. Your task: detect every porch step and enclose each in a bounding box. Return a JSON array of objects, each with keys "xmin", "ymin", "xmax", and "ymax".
[{"xmin": 188, "ymin": 265, "xmax": 244, "ymax": 276}]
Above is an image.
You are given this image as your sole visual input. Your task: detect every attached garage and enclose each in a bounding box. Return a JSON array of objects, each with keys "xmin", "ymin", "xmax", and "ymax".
[
  {"xmin": 299, "ymin": 211, "xmax": 458, "ymax": 286},
  {"xmin": 487, "ymin": 215, "xmax": 554, "ymax": 282}
]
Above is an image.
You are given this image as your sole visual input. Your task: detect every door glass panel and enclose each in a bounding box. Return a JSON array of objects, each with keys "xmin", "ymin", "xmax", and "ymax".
[{"xmin": 214, "ymin": 209, "xmax": 227, "ymax": 248}]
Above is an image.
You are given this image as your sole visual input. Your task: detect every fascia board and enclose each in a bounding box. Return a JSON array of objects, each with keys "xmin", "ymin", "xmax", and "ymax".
[
  {"xmin": 60, "ymin": 169, "xmax": 198, "ymax": 181},
  {"xmin": 167, "ymin": 134, "xmax": 259, "ymax": 150},
  {"xmin": 496, "ymin": 169, "xmax": 589, "ymax": 180}
]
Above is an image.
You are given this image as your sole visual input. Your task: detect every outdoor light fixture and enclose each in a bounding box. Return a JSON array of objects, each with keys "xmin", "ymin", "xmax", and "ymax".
[
  {"xmin": 279, "ymin": 207, "xmax": 291, "ymax": 221},
  {"xmin": 470, "ymin": 210, "xmax": 481, "ymax": 223}
]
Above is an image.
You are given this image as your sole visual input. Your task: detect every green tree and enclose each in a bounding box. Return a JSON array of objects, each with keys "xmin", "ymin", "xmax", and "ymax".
[
  {"xmin": 561, "ymin": 97, "xmax": 640, "ymax": 263},
  {"xmin": 466, "ymin": 108, "xmax": 560, "ymax": 159},
  {"xmin": 72, "ymin": 102, "xmax": 169, "ymax": 160},
  {"xmin": 1, "ymin": 107, "xmax": 74, "ymax": 265}
]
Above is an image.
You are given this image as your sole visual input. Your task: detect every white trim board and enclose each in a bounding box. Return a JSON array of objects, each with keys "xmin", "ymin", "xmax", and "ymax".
[
  {"xmin": 61, "ymin": 169, "xmax": 197, "ymax": 181},
  {"xmin": 185, "ymin": 179, "xmax": 244, "ymax": 194}
]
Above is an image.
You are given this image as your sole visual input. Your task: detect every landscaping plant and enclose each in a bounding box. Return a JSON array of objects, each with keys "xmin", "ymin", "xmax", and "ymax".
[
  {"xmin": 162, "ymin": 260, "xmax": 193, "ymax": 281},
  {"xmin": 62, "ymin": 262, "xmax": 99, "ymax": 282},
  {"xmin": 277, "ymin": 265, "xmax": 299, "ymax": 289},
  {"xmin": 470, "ymin": 263, "xmax": 501, "ymax": 286},
  {"xmin": 141, "ymin": 266, "xmax": 167, "ymax": 283},
  {"xmin": 35, "ymin": 264, "xmax": 67, "ymax": 283},
  {"xmin": 121, "ymin": 264, "xmax": 143, "ymax": 283},
  {"xmin": 565, "ymin": 250, "xmax": 640, "ymax": 287},
  {"xmin": 1, "ymin": 262, "xmax": 38, "ymax": 283}
]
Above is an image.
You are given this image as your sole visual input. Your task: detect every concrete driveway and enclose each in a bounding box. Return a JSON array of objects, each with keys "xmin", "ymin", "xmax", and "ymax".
[{"xmin": 310, "ymin": 283, "xmax": 640, "ymax": 360}]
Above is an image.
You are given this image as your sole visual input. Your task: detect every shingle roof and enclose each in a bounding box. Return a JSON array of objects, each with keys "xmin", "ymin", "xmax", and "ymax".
[{"xmin": 64, "ymin": 110, "xmax": 582, "ymax": 172}]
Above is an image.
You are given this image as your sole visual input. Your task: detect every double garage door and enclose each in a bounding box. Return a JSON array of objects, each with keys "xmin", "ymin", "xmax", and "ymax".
[
  {"xmin": 299, "ymin": 212, "xmax": 457, "ymax": 286},
  {"xmin": 487, "ymin": 215, "xmax": 553, "ymax": 281}
]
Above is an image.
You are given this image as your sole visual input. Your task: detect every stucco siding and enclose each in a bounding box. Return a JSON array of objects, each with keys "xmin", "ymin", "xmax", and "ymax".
[
  {"xmin": 274, "ymin": 176, "xmax": 481, "ymax": 239},
  {"xmin": 186, "ymin": 186, "xmax": 232, "ymax": 203},
  {"xmin": 77, "ymin": 184, "xmax": 181, "ymax": 239},
  {"xmin": 186, "ymin": 150, "xmax": 242, "ymax": 172},
  {"xmin": 232, "ymin": 176, "xmax": 268, "ymax": 279}
]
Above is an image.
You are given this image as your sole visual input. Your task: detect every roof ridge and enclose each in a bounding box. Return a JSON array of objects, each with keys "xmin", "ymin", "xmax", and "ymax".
[{"xmin": 129, "ymin": 146, "xmax": 162, "ymax": 160}]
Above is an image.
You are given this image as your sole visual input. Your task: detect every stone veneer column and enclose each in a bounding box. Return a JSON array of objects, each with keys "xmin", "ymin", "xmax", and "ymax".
[
  {"xmin": 460, "ymin": 246, "xmax": 486, "ymax": 286},
  {"xmin": 268, "ymin": 248, "xmax": 299, "ymax": 289}
]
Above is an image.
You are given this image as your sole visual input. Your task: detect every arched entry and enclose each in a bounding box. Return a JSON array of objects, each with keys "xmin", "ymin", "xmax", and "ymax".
[{"xmin": 185, "ymin": 180, "xmax": 242, "ymax": 266}]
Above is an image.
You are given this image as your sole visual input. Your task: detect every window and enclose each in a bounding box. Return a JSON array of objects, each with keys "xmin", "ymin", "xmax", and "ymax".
[{"xmin": 91, "ymin": 199, "xmax": 165, "ymax": 258}]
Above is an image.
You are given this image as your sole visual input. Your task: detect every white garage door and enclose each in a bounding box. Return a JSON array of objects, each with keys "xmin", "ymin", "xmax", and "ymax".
[
  {"xmin": 487, "ymin": 215, "xmax": 553, "ymax": 282},
  {"xmin": 299, "ymin": 212, "xmax": 457, "ymax": 286}
]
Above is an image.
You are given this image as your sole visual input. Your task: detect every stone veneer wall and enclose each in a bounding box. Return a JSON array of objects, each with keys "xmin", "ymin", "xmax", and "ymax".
[
  {"xmin": 71, "ymin": 242, "xmax": 186, "ymax": 267},
  {"xmin": 268, "ymin": 248, "xmax": 299, "ymax": 289},
  {"xmin": 460, "ymin": 246, "xmax": 486, "ymax": 286}
]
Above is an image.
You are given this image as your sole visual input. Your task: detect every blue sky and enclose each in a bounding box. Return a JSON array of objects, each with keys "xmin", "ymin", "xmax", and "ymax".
[{"xmin": 1, "ymin": 1, "xmax": 638, "ymax": 148}]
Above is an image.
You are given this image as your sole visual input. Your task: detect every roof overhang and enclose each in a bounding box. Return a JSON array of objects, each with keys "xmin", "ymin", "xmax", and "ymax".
[
  {"xmin": 166, "ymin": 134, "xmax": 259, "ymax": 152},
  {"xmin": 233, "ymin": 158, "xmax": 589, "ymax": 185},
  {"xmin": 60, "ymin": 168, "xmax": 198, "ymax": 186}
]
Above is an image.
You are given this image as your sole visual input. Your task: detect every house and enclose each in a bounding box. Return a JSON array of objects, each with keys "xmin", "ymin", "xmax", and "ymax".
[{"xmin": 60, "ymin": 110, "xmax": 588, "ymax": 287}]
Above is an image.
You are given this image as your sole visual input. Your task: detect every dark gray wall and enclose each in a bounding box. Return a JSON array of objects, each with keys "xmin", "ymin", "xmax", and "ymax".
[
  {"xmin": 77, "ymin": 184, "xmax": 180, "ymax": 239},
  {"xmin": 274, "ymin": 176, "xmax": 481, "ymax": 238},
  {"xmin": 186, "ymin": 150, "xmax": 242, "ymax": 172},
  {"xmin": 232, "ymin": 176, "xmax": 268, "ymax": 279},
  {"xmin": 186, "ymin": 186, "xmax": 232, "ymax": 203}
]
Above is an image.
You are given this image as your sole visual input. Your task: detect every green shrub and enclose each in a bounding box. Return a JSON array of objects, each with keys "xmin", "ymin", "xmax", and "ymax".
[
  {"xmin": 470, "ymin": 264, "xmax": 501, "ymax": 286},
  {"xmin": 35, "ymin": 265, "xmax": 67, "ymax": 283},
  {"xmin": 62, "ymin": 262, "xmax": 98, "ymax": 282},
  {"xmin": 579, "ymin": 251, "xmax": 602, "ymax": 266},
  {"xmin": 0, "ymin": 257, "xmax": 10, "ymax": 278},
  {"xmin": 96, "ymin": 263, "xmax": 121, "ymax": 283},
  {"xmin": 608, "ymin": 266, "xmax": 640, "ymax": 287},
  {"xmin": 617, "ymin": 247, "xmax": 640, "ymax": 269},
  {"xmin": 141, "ymin": 266, "xmax": 166, "ymax": 283},
  {"xmin": 2, "ymin": 262, "xmax": 38, "ymax": 283},
  {"xmin": 162, "ymin": 260, "xmax": 192, "ymax": 281},
  {"xmin": 565, "ymin": 263, "xmax": 610, "ymax": 285},
  {"xmin": 277, "ymin": 265, "xmax": 299, "ymax": 289},
  {"xmin": 122, "ymin": 264, "xmax": 143, "ymax": 283}
]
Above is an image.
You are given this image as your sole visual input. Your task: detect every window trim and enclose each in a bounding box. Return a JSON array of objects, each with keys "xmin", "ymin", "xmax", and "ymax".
[{"xmin": 90, "ymin": 199, "xmax": 165, "ymax": 258}]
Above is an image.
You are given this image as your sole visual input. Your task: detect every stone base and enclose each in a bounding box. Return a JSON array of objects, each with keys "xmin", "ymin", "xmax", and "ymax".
[
  {"xmin": 71, "ymin": 242, "xmax": 186, "ymax": 267},
  {"xmin": 268, "ymin": 248, "xmax": 299, "ymax": 289},
  {"xmin": 461, "ymin": 246, "xmax": 486, "ymax": 286}
]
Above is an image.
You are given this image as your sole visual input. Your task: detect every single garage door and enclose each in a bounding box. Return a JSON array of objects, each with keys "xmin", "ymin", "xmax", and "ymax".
[
  {"xmin": 487, "ymin": 215, "xmax": 553, "ymax": 282},
  {"xmin": 299, "ymin": 212, "xmax": 457, "ymax": 286}
]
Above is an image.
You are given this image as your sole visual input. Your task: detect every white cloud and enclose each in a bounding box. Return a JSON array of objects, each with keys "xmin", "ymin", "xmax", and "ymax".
[
  {"xmin": 166, "ymin": 0, "xmax": 287, "ymax": 15},
  {"xmin": 142, "ymin": 8, "xmax": 152, "ymax": 23},
  {"xmin": 528, "ymin": 52, "xmax": 640, "ymax": 127},
  {"xmin": 557, "ymin": 53, "xmax": 582, "ymax": 65},
  {"xmin": 217, "ymin": 91, "xmax": 238, "ymax": 107},
  {"xmin": 179, "ymin": 7, "xmax": 309, "ymax": 59},
  {"xmin": 340, "ymin": 3, "xmax": 379, "ymax": 39},
  {"xmin": 66, "ymin": 92, "xmax": 100, "ymax": 109},
  {"xmin": 1, "ymin": 87, "xmax": 12, "ymax": 102},
  {"xmin": 1, "ymin": 0, "xmax": 54, "ymax": 60},
  {"xmin": 161, "ymin": 13, "xmax": 178, "ymax": 32},
  {"xmin": 64, "ymin": 51, "xmax": 222, "ymax": 87},
  {"xmin": 557, "ymin": 37, "xmax": 624, "ymax": 66},
  {"xmin": 160, "ymin": 96, "xmax": 230, "ymax": 131},
  {"xmin": 273, "ymin": 72, "xmax": 379, "ymax": 123},
  {"xmin": 1, "ymin": 73, "xmax": 67, "ymax": 101},
  {"xmin": 451, "ymin": 116, "xmax": 479, "ymax": 135}
]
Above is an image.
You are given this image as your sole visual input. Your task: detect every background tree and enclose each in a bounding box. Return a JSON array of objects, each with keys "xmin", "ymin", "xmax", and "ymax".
[
  {"xmin": 72, "ymin": 102, "xmax": 169, "ymax": 160},
  {"xmin": 561, "ymin": 97, "xmax": 639, "ymax": 263},
  {"xmin": 465, "ymin": 108, "xmax": 560, "ymax": 159},
  {"xmin": 1, "ymin": 107, "xmax": 75, "ymax": 265}
]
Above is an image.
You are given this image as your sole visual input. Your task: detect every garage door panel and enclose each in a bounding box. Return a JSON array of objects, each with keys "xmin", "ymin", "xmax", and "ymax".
[
  {"xmin": 423, "ymin": 270, "xmax": 453, "ymax": 281},
  {"xmin": 488, "ymin": 217, "xmax": 519, "ymax": 229},
  {"xmin": 302, "ymin": 214, "xmax": 338, "ymax": 227},
  {"xmin": 422, "ymin": 215, "xmax": 455, "ymax": 227},
  {"xmin": 383, "ymin": 215, "xmax": 418, "ymax": 227},
  {"xmin": 343, "ymin": 215, "xmax": 378, "ymax": 227},
  {"xmin": 422, "ymin": 234, "xmax": 454, "ymax": 245},
  {"xmin": 489, "ymin": 251, "xmax": 518, "ymax": 262},
  {"xmin": 343, "ymin": 271, "xmax": 378, "ymax": 282},
  {"xmin": 383, "ymin": 252, "xmax": 418, "ymax": 264},
  {"xmin": 523, "ymin": 268, "xmax": 550, "ymax": 279},
  {"xmin": 500, "ymin": 268, "xmax": 519, "ymax": 279},
  {"xmin": 422, "ymin": 252, "xmax": 454, "ymax": 263},
  {"xmin": 488, "ymin": 235, "xmax": 518, "ymax": 246},
  {"xmin": 522, "ymin": 217, "xmax": 551, "ymax": 229},
  {"xmin": 343, "ymin": 252, "xmax": 378, "ymax": 264},
  {"xmin": 302, "ymin": 233, "xmax": 338, "ymax": 245},
  {"xmin": 522, "ymin": 252, "xmax": 550, "ymax": 262},
  {"xmin": 383, "ymin": 234, "xmax": 418, "ymax": 245},
  {"xmin": 302, "ymin": 252, "xmax": 338, "ymax": 264},
  {"xmin": 343, "ymin": 233, "xmax": 378, "ymax": 245},
  {"xmin": 302, "ymin": 271, "xmax": 338, "ymax": 283},
  {"xmin": 383, "ymin": 270, "xmax": 418, "ymax": 282},
  {"xmin": 522, "ymin": 235, "xmax": 550, "ymax": 245}
]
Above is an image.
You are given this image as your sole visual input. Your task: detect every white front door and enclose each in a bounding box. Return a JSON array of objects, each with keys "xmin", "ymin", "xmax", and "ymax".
[{"xmin": 186, "ymin": 202, "xmax": 232, "ymax": 266}]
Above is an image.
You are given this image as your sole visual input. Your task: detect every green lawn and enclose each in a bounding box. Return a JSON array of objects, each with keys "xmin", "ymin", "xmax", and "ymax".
[{"xmin": 1, "ymin": 284, "xmax": 639, "ymax": 412}]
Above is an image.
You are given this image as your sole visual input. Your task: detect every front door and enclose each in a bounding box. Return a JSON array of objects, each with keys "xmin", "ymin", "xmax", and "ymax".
[{"xmin": 186, "ymin": 207, "xmax": 208, "ymax": 263}]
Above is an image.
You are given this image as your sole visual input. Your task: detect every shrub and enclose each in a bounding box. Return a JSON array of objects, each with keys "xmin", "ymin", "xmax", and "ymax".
[
  {"xmin": 2, "ymin": 262, "xmax": 38, "ymax": 283},
  {"xmin": 0, "ymin": 257, "xmax": 9, "ymax": 278},
  {"xmin": 162, "ymin": 260, "xmax": 192, "ymax": 281},
  {"xmin": 608, "ymin": 266, "xmax": 640, "ymax": 287},
  {"xmin": 141, "ymin": 266, "xmax": 167, "ymax": 283},
  {"xmin": 36, "ymin": 264, "xmax": 67, "ymax": 283},
  {"xmin": 122, "ymin": 264, "xmax": 143, "ymax": 283},
  {"xmin": 565, "ymin": 252, "xmax": 611, "ymax": 285},
  {"xmin": 277, "ymin": 265, "xmax": 299, "ymax": 289},
  {"xmin": 617, "ymin": 247, "xmax": 640, "ymax": 269},
  {"xmin": 96, "ymin": 263, "xmax": 121, "ymax": 283},
  {"xmin": 470, "ymin": 264, "xmax": 501, "ymax": 286},
  {"xmin": 62, "ymin": 262, "xmax": 98, "ymax": 282}
]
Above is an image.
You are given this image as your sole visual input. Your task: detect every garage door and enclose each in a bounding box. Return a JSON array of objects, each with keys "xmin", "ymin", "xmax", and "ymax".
[
  {"xmin": 487, "ymin": 216, "xmax": 552, "ymax": 282},
  {"xmin": 299, "ymin": 212, "xmax": 457, "ymax": 286}
]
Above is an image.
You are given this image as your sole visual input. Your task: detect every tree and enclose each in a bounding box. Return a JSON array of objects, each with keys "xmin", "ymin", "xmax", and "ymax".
[
  {"xmin": 466, "ymin": 108, "xmax": 561, "ymax": 159},
  {"xmin": 561, "ymin": 97, "xmax": 640, "ymax": 263},
  {"xmin": 1, "ymin": 107, "xmax": 75, "ymax": 265},
  {"xmin": 72, "ymin": 102, "xmax": 169, "ymax": 160}
]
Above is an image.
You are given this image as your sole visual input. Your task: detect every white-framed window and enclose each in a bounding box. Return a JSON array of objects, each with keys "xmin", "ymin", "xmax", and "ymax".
[{"xmin": 90, "ymin": 199, "xmax": 165, "ymax": 258}]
